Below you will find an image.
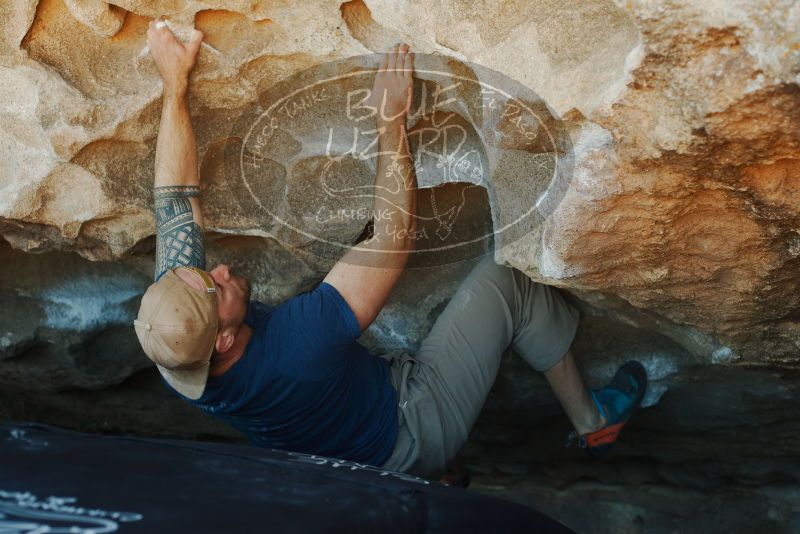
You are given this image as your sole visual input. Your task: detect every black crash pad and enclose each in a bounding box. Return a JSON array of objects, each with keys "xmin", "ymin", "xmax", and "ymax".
[{"xmin": 0, "ymin": 423, "xmax": 572, "ymax": 533}]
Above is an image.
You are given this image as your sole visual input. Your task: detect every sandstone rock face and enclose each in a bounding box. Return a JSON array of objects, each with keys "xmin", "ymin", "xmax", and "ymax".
[
  {"xmin": 519, "ymin": 1, "xmax": 800, "ymax": 366},
  {"xmin": 1, "ymin": 1, "xmax": 798, "ymax": 531},
  {"xmin": 2, "ymin": 0, "xmax": 796, "ymax": 365}
]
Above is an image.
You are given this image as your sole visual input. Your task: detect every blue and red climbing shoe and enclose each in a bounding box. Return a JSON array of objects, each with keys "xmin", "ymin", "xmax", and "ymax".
[{"xmin": 566, "ymin": 361, "xmax": 648, "ymax": 458}]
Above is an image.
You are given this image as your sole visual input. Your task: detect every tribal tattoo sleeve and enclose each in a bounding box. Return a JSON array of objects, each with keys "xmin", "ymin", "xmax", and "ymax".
[{"xmin": 153, "ymin": 185, "xmax": 206, "ymax": 281}]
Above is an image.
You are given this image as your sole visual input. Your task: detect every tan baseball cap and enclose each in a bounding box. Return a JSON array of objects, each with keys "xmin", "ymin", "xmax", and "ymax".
[{"xmin": 134, "ymin": 268, "xmax": 219, "ymax": 400}]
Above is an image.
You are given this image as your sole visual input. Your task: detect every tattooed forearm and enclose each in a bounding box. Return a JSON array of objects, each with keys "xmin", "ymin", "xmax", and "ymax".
[{"xmin": 153, "ymin": 185, "xmax": 206, "ymax": 281}]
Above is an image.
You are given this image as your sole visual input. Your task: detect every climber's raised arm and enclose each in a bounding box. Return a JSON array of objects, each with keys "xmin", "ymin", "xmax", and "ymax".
[
  {"xmin": 146, "ymin": 19, "xmax": 207, "ymax": 281},
  {"xmin": 323, "ymin": 44, "xmax": 417, "ymax": 331}
]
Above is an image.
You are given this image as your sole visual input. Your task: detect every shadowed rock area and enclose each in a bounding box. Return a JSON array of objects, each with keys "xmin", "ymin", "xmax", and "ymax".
[{"xmin": 1, "ymin": 0, "xmax": 799, "ymax": 532}]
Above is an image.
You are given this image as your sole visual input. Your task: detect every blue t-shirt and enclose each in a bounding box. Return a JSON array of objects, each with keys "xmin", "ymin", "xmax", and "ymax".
[{"xmin": 178, "ymin": 282, "xmax": 398, "ymax": 466}]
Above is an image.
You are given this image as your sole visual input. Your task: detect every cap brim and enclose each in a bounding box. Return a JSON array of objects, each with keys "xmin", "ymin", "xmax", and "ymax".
[{"xmin": 156, "ymin": 361, "xmax": 210, "ymax": 400}]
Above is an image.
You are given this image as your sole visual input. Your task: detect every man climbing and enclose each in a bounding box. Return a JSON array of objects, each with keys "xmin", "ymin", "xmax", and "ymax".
[{"xmin": 134, "ymin": 20, "xmax": 647, "ymax": 478}]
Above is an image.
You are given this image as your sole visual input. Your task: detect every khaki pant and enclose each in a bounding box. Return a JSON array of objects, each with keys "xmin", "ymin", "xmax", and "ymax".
[{"xmin": 381, "ymin": 255, "xmax": 580, "ymax": 477}]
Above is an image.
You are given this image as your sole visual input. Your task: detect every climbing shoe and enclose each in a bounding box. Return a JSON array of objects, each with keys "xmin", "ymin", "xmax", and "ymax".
[{"xmin": 565, "ymin": 361, "xmax": 648, "ymax": 458}]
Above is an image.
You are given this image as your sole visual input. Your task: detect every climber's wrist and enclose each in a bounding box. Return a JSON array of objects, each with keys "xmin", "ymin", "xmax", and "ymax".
[{"xmin": 163, "ymin": 80, "xmax": 189, "ymax": 102}]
